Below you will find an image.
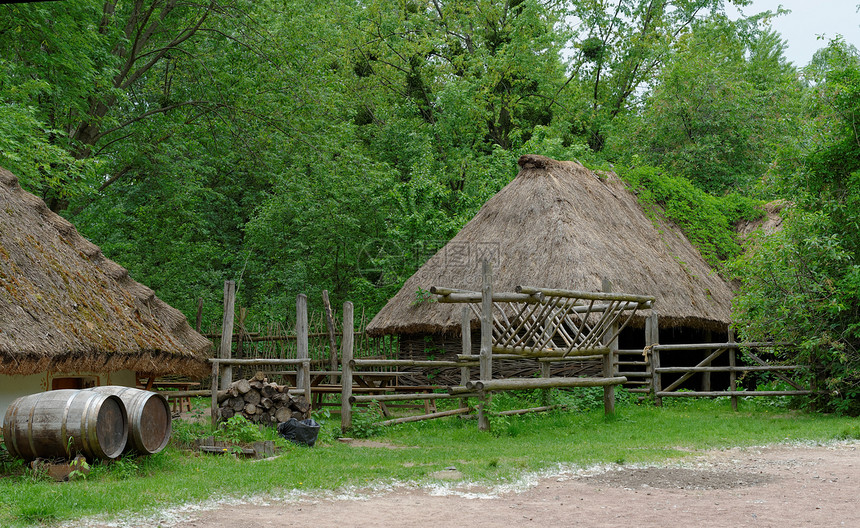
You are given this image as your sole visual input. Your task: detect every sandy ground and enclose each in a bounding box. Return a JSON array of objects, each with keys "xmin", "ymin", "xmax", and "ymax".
[{"xmin": 88, "ymin": 440, "xmax": 858, "ymax": 528}]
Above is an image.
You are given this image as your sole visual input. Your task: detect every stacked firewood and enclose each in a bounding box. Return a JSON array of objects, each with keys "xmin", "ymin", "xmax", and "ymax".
[{"xmin": 216, "ymin": 372, "xmax": 311, "ymax": 424}]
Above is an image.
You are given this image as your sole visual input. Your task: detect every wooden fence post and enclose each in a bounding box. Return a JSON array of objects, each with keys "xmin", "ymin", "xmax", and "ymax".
[
  {"xmin": 460, "ymin": 305, "xmax": 472, "ymax": 411},
  {"xmin": 601, "ymin": 278, "xmax": 616, "ymax": 415},
  {"xmin": 340, "ymin": 301, "xmax": 354, "ymax": 433},
  {"xmin": 728, "ymin": 327, "xmax": 737, "ymax": 411},
  {"xmin": 702, "ymin": 329, "xmax": 713, "ymax": 392},
  {"xmin": 219, "ymin": 280, "xmax": 236, "ymax": 391},
  {"xmin": 210, "ymin": 360, "xmax": 220, "ymax": 428},
  {"xmin": 296, "ymin": 294, "xmax": 311, "ymax": 404},
  {"xmin": 322, "ymin": 290, "xmax": 340, "ymax": 383},
  {"xmin": 478, "ymin": 260, "xmax": 493, "ymax": 432},
  {"xmin": 647, "ymin": 313, "xmax": 662, "ymax": 407},
  {"xmin": 540, "ymin": 361, "xmax": 552, "ymax": 407}
]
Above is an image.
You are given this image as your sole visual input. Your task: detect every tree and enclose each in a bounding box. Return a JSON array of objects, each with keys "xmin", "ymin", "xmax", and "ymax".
[
  {"xmin": 564, "ymin": 0, "xmax": 751, "ymax": 151},
  {"xmin": 732, "ymin": 39, "xmax": 860, "ymax": 414},
  {"xmin": 607, "ymin": 16, "xmax": 802, "ymax": 193}
]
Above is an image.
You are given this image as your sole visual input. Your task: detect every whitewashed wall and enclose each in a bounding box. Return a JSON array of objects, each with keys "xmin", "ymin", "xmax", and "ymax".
[{"xmin": 0, "ymin": 370, "xmax": 136, "ymax": 426}]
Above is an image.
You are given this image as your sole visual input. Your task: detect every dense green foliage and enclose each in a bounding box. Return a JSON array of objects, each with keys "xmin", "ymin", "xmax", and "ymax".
[{"xmin": 1, "ymin": 1, "xmax": 858, "ymax": 409}]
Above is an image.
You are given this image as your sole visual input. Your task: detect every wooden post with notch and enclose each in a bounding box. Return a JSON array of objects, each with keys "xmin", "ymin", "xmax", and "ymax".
[
  {"xmin": 478, "ymin": 260, "xmax": 493, "ymax": 432},
  {"xmin": 219, "ymin": 280, "xmax": 236, "ymax": 391},
  {"xmin": 296, "ymin": 294, "xmax": 311, "ymax": 405},
  {"xmin": 460, "ymin": 305, "xmax": 472, "ymax": 411},
  {"xmin": 340, "ymin": 301, "xmax": 354, "ymax": 433}
]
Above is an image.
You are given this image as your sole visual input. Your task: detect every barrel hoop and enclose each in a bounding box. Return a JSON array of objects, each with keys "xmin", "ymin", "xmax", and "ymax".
[
  {"xmin": 80, "ymin": 391, "xmax": 98, "ymax": 458},
  {"xmin": 61, "ymin": 391, "xmax": 76, "ymax": 457},
  {"xmin": 6, "ymin": 400, "xmax": 22, "ymax": 459},
  {"xmin": 27, "ymin": 397, "xmax": 38, "ymax": 460}
]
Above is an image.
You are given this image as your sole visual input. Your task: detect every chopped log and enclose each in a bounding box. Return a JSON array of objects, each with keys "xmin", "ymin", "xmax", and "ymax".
[
  {"xmin": 252, "ymin": 371, "xmax": 266, "ymax": 382},
  {"xmin": 274, "ymin": 407, "xmax": 292, "ymax": 423},
  {"xmin": 244, "ymin": 403, "xmax": 257, "ymax": 415},
  {"xmin": 272, "ymin": 393, "xmax": 288, "ymax": 403},
  {"xmin": 291, "ymin": 411, "xmax": 305, "ymax": 420},
  {"xmin": 233, "ymin": 379, "xmax": 251, "ymax": 394},
  {"xmin": 217, "ymin": 391, "xmax": 230, "ymax": 404},
  {"xmin": 243, "ymin": 390, "xmax": 261, "ymax": 405},
  {"xmin": 220, "ymin": 407, "xmax": 235, "ymax": 419},
  {"xmin": 261, "ymin": 398, "xmax": 273, "ymax": 410},
  {"xmin": 249, "ymin": 380, "xmax": 264, "ymax": 391},
  {"xmin": 229, "ymin": 397, "xmax": 245, "ymax": 412},
  {"xmin": 261, "ymin": 385, "xmax": 276, "ymax": 399},
  {"xmin": 290, "ymin": 397, "xmax": 311, "ymax": 414}
]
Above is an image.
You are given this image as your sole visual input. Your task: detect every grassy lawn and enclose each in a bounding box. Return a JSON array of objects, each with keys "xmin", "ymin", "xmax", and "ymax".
[{"xmin": 1, "ymin": 392, "xmax": 858, "ymax": 527}]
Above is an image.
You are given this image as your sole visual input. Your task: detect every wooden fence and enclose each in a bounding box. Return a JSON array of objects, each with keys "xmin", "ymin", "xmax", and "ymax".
[
  {"xmin": 187, "ymin": 279, "xmax": 821, "ymax": 433},
  {"xmin": 648, "ymin": 339, "xmax": 813, "ymax": 409}
]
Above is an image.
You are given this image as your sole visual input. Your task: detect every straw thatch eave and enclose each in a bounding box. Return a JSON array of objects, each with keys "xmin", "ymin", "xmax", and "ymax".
[
  {"xmin": 367, "ymin": 155, "xmax": 734, "ymax": 338},
  {"xmin": 0, "ymin": 167, "xmax": 212, "ymax": 377}
]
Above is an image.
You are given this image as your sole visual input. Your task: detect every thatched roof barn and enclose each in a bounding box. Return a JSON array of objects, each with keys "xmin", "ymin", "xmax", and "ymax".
[
  {"xmin": 367, "ymin": 155, "xmax": 734, "ymax": 341},
  {"xmin": 0, "ymin": 167, "xmax": 211, "ymax": 378}
]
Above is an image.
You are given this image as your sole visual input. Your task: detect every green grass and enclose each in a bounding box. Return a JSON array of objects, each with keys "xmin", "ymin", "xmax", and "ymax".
[{"xmin": 0, "ymin": 395, "xmax": 857, "ymax": 527}]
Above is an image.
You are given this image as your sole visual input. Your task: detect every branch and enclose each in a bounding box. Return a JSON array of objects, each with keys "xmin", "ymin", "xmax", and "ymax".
[{"xmin": 91, "ymin": 100, "xmax": 211, "ymax": 144}]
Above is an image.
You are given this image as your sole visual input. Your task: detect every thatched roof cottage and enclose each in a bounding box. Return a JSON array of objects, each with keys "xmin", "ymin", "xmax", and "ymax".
[
  {"xmin": 367, "ymin": 155, "xmax": 734, "ymax": 381},
  {"xmin": 0, "ymin": 167, "xmax": 211, "ymax": 423}
]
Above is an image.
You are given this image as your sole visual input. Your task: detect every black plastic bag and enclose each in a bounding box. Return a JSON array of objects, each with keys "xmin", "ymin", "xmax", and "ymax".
[{"xmin": 277, "ymin": 418, "xmax": 321, "ymax": 447}]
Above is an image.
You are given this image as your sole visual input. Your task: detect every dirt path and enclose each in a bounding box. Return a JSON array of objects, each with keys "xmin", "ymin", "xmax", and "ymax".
[{"xmin": 95, "ymin": 441, "xmax": 859, "ymax": 528}]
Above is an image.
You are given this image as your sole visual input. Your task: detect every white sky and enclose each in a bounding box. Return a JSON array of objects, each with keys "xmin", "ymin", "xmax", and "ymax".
[{"xmin": 727, "ymin": 0, "xmax": 859, "ymax": 66}]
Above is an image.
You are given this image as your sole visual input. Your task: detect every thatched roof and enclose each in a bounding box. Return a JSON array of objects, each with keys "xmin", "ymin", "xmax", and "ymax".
[
  {"xmin": 367, "ymin": 155, "xmax": 734, "ymax": 337},
  {"xmin": 0, "ymin": 167, "xmax": 211, "ymax": 377}
]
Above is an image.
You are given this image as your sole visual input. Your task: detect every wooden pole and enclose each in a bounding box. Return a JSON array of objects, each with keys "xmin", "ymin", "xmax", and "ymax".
[
  {"xmin": 350, "ymin": 392, "xmax": 480, "ymax": 404},
  {"xmin": 210, "ymin": 360, "xmax": 220, "ymax": 428},
  {"xmin": 540, "ymin": 359, "xmax": 551, "ymax": 406},
  {"xmin": 702, "ymin": 329, "xmax": 713, "ymax": 392},
  {"xmin": 494, "ymin": 405, "xmax": 563, "ymax": 417},
  {"xmin": 296, "ymin": 294, "xmax": 311, "ymax": 404},
  {"xmin": 648, "ymin": 313, "xmax": 662, "ymax": 407},
  {"xmin": 478, "ymin": 260, "xmax": 493, "ymax": 432},
  {"xmin": 601, "ymin": 278, "xmax": 616, "ymax": 415},
  {"xmin": 460, "ymin": 306, "xmax": 472, "ymax": 410},
  {"xmin": 373, "ymin": 407, "xmax": 471, "ymax": 427},
  {"xmin": 728, "ymin": 327, "xmax": 737, "ymax": 411},
  {"xmin": 466, "ymin": 376, "xmax": 627, "ymax": 391},
  {"xmin": 340, "ymin": 301, "xmax": 354, "ymax": 433},
  {"xmin": 322, "ymin": 290, "xmax": 340, "ymax": 383},
  {"xmin": 219, "ymin": 280, "xmax": 236, "ymax": 391}
]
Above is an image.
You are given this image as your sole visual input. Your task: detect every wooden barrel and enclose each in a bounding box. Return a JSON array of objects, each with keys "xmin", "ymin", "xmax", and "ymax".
[
  {"xmin": 2, "ymin": 390, "xmax": 128, "ymax": 460},
  {"xmin": 87, "ymin": 386, "xmax": 171, "ymax": 455}
]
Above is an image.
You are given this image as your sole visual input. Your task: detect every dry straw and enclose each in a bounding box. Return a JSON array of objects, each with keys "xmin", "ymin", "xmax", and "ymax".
[
  {"xmin": 367, "ymin": 154, "xmax": 733, "ymax": 337},
  {"xmin": 0, "ymin": 167, "xmax": 211, "ymax": 377}
]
